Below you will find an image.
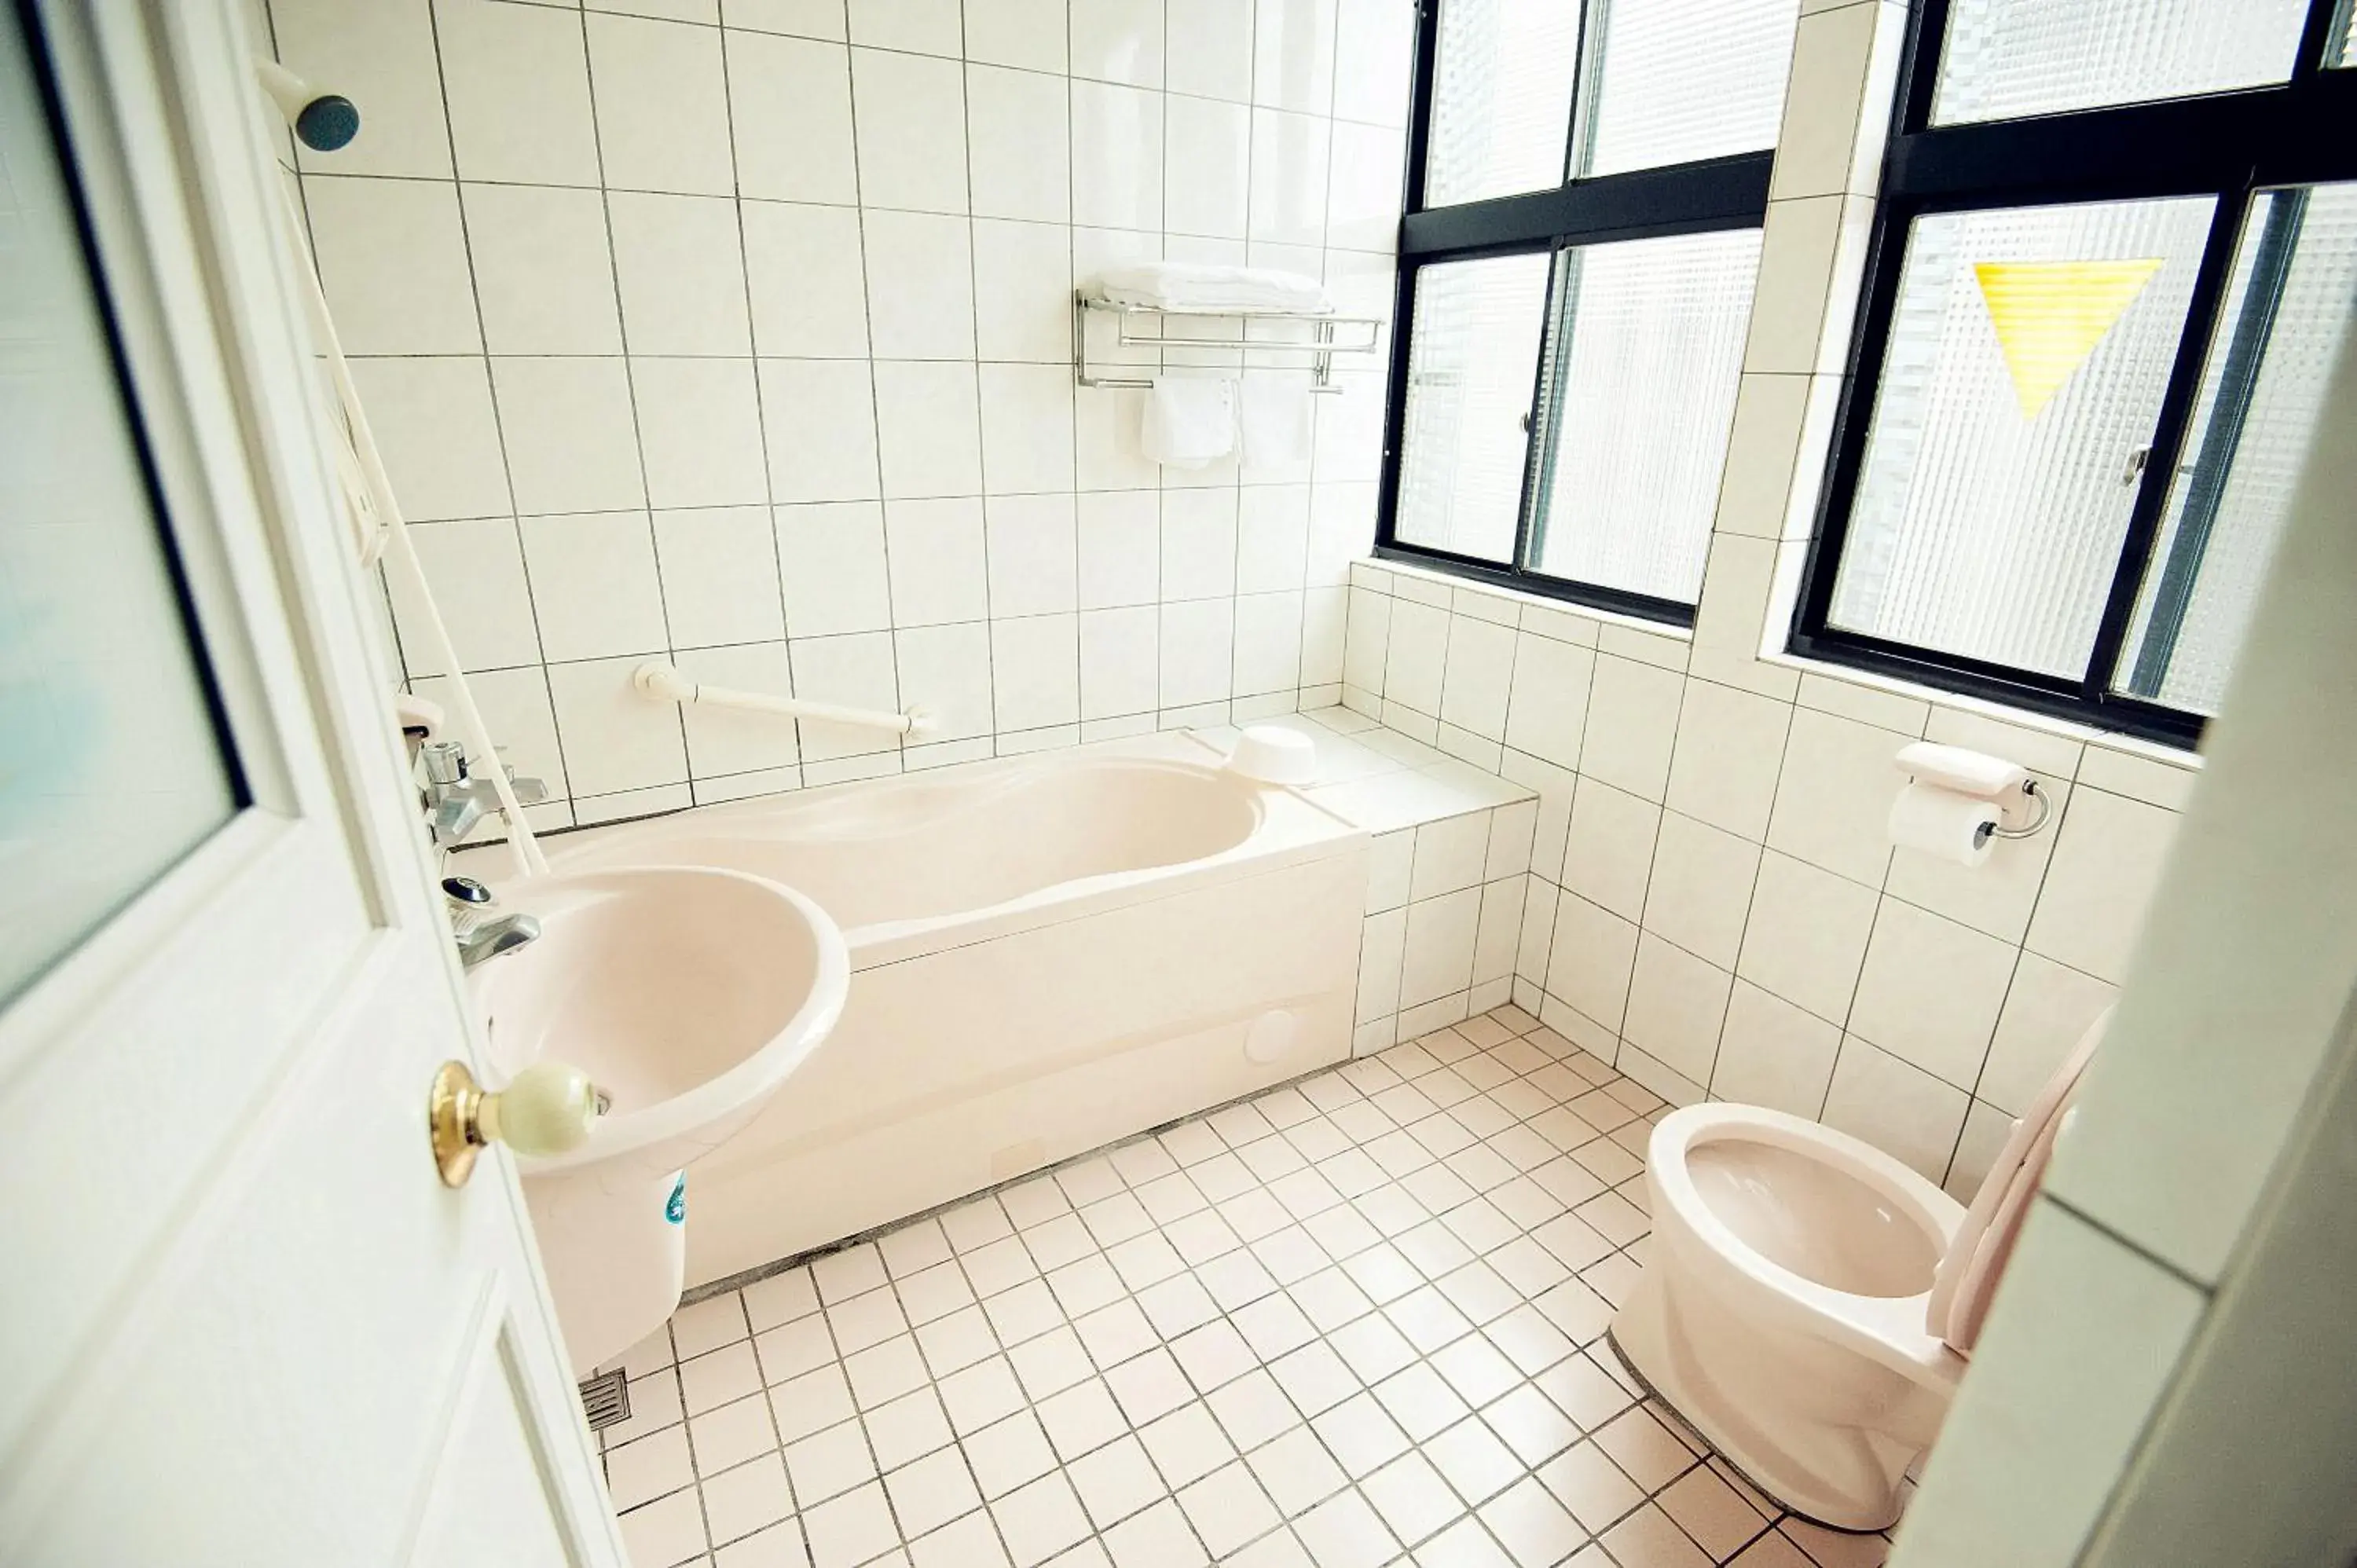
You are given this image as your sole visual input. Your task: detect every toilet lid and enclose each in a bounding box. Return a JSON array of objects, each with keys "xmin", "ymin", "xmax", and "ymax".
[{"xmin": 1925, "ymin": 1009, "xmax": 2110, "ymax": 1353}]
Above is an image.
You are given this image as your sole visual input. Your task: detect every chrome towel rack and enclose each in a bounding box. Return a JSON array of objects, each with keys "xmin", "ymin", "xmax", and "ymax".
[{"xmin": 1072, "ymin": 291, "xmax": 1382, "ymax": 394}]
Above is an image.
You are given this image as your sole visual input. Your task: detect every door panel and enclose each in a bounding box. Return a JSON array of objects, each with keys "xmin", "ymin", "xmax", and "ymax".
[
  {"xmin": 0, "ymin": 0, "xmax": 242, "ymax": 1005},
  {"xmin": 0, "ymin": 2, "xmax": 621, "ymax": 1562},
  {"xmin": 13, "ymin": 942, "xmax": 597, "ymax": 1563},
  {"xmin": 413, "ymin": 1321, "xmax": 587, "ymax": 1568},
  {"xmin": 0, "ymin": 816, "xmax": 368, "ymax": 1464}
]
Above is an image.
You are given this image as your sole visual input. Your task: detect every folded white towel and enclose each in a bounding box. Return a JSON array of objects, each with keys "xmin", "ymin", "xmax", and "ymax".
[
  {"xmin": 1238, "ymin": 373, "xmax": 1314, "ymax": 470},
  {"xmin": 1142, "ymin": 377, "xmax": 1237, "ymax": 469},
  {"xmin": 1098, "ymin": 262, "xmax": 1332, "ymax": 314}
]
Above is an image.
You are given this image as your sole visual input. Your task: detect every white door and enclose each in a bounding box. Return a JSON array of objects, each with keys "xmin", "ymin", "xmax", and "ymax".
[{"xmin": 0, "ymin": 3, "xmax": 624, "ymax": 1563}]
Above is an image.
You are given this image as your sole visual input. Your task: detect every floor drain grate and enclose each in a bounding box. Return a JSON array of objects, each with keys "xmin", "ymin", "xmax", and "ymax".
[{"xmin": 578, "ymin": 1368, "xmax": 631, "ymax": 1432}]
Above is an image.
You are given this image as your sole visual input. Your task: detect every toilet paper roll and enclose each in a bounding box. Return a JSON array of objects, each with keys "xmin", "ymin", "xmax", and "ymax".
[{"xmin": 1888, "ymin": 782, "xmax": 2000, "ymax": 867}]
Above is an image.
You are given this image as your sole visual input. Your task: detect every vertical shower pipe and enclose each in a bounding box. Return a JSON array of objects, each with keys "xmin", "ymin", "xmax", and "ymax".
[{"xmin": 264, "ymin": 68, "xmax": 548, "ymax": 877}]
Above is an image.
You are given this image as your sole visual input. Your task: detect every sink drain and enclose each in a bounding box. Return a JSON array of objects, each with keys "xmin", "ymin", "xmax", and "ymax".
[{"xmin": 577, "ymin": 1368, "xmax": 631, "ymax": 1432}]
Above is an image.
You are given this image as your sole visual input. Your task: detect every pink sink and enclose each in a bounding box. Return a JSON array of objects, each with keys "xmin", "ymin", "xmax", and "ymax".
[{"xmin": 466, "ymin": 864, "xmax": 849, "ymax": 1372}]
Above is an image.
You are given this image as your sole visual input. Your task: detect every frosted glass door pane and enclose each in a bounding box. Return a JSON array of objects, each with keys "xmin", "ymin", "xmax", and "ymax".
[
  {"xmin": 1578, "ymin": 0, "xmax": 1800, "ymax": 178},
  {"xmin": 1530, "ymin": 229, "xmax": 1761, "ymax": 602},
  {"xmin": 1932, "ymin": 0, "xmax": 2307, "ymax": 124},
  {"xmin": 2117, "ymin": 185, "xmax": 2357, "ymax": 714},
  {"xmin": 1828, "ymin": 197, "xmax": 2215, "ymax": 678},
  {"xmin": 1393, "ymin": 254, "xmax": 1552, "ymax": 563},
  {"xmin": 1424, "ymin": 0, "xmax": 1582, "ymax": 207},
  {"xmin": 0, "ymin": 14, "xmax": 239, "ymax": 1006}
]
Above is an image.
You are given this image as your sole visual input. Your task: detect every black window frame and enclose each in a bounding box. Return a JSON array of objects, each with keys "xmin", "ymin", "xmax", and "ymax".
[
  {"xmin": 1372, "ymin": 0, "xmax": 1781, "ymax": 629},
  {"xmin": 1791, "ymin": 0, "xmax": 2357, "ymax": 749}
]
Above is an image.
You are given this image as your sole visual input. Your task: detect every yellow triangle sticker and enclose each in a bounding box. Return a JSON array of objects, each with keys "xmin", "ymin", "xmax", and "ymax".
[{"xmin": 1974, "ymin": 259, "xmax": 2164, "ymax": 419}]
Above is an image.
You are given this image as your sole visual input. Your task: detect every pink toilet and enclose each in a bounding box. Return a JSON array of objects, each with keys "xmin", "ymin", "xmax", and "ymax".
[{"xmin": 1610, "ymin": 1014, "xmax": 2106, "ymax": 1530}]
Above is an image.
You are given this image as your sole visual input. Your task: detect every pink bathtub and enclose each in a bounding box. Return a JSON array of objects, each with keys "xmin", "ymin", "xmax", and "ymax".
[{"xmin": 548, "ymin": 733, "xmax": 1367, "ymax": 1285}]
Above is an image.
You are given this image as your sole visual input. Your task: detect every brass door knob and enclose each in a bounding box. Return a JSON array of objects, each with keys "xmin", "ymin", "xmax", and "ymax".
[{"xmin": 429, "ymin": 1059, "xmax": 606, "ymax": 1187}]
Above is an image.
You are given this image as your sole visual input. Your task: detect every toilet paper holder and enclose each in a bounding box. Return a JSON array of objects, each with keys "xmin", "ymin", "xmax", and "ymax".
[
  {"xmin": 1893, "ymin": 742, "xmax": 2053, "ymax": 843},
  {"xmin": 1981, "ymin": 780, "xmax": 2051, "ymax": 841}
]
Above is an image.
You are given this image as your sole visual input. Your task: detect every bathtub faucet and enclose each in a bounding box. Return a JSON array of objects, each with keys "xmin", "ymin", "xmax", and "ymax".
[{"xmin": 421, "ymin": 738, "xmax": 548, "ymax": 849}]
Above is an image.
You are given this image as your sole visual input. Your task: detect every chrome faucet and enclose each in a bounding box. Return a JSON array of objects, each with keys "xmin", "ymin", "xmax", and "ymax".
[
  {"xmin": 444, "ymin": 874, "xmax": 542, "ymax": 969},
  {"xmin": 456, "ymin": 912, "xmax": 542, "ymax": 969},
  {"xmin": 420, "ymin": 739, "xmax": 549, "ymax": 849}
]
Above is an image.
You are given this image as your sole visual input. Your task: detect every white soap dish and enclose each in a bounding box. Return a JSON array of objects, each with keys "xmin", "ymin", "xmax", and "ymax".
[{"xmin": 1225, "ymin": 725, "xmax": 1317, "ymax": 786}]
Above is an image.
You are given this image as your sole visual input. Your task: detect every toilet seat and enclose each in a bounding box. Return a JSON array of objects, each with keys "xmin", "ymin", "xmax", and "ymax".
[
  {"xmin": 1647, "ymin": 1104, "xmax": 1967, "ymax": 1388},
  {"xmin": 1615, "ymin": 1017, "xmax": 2108, "ymax": 1529}
]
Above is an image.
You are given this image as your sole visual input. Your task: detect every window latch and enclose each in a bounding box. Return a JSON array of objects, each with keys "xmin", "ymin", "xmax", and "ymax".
[{"xmin": 2122, "ymin": 445, "xmax": 2151, "ymax": 487}]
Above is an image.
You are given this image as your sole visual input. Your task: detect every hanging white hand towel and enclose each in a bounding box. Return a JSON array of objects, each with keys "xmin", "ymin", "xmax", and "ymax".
[
  {"xmin": 1142, "ymin": 376, "xmax": 1238, "ymax": 468},
  {"xmin": 1237, "ymin": 372, "xmax": 1313, "ymax": 469}
]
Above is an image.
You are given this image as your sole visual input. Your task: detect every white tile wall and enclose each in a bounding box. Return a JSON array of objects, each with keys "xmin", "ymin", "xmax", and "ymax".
[
  {"xmin": 1337, "ymin": 559, "xmax": 2197, "ymax": 1196},
  {"xmin": 273, "ymin": 0, "xmax": 1403, "ymax": 825}
]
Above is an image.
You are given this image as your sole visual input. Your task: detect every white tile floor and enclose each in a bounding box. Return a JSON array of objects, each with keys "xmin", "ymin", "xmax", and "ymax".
[{"xmin": 598, "ymin": 1006, "xmax": 1904, "ymax": 1568}]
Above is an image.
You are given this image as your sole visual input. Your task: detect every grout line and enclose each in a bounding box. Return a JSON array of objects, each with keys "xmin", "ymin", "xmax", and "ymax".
[
  {"xmin": 1948, "ymin": 775, "xmax": 2084, "ymax": 1181},
  {"xmin": 469, "ymin": 0, "xmax": 1408, "ymax": 134},
  {"xmin": 413, "ymin": 0, "xmax": 581, "ymax": 820},
  {"xmin": 2040, "ymin": 1189, "xmax": 2215, "ymax": 1295},
  {"xmin": 1061, "ymin": 54, "xmax": 1089, "ymax": 738},
  {"xmin": 577, "ymin": 7, "xmax": 697, "ymax": 801},
  {"xmin": 625, "ymin": 1003, "xmax": 1789, "ymax": 1565},
  {"xmin": 709, "ymin": 20, "xmax": 801, "ymax": 788},
  {"xmin": 833, "ymin": 26, "xmax": 907, "ymax": 784},
  {"xmin": 956, "ymin": 7, "xmax": 1000, "ymax": 765},
  {"xmin": 295, "ymin": 163, "xmax": 1406, "ymax": 262}
]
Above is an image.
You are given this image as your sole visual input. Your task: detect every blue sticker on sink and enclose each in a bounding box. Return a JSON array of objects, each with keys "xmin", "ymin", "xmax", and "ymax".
[{"xmin": 665, "ymin": 1174, "xmax": 686, "ymax": 1225}]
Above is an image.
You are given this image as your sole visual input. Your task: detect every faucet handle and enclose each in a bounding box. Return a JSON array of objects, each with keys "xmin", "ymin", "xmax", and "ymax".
[
  {"xmin": 488, "ymin": 745, "xmax": 549, "ymax": 804},
  {"xmin": 442, "ymin": 875, "xmax": 496, "ymax": 922},
  {"xmin": 421, "ymin": 738, "xmax": 467, "ymax": 787}
]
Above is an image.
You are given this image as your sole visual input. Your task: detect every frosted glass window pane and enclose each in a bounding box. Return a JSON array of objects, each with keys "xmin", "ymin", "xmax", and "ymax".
[
  {"xmin": 0, "ymin": 13, "xmax": 238, "ymax": 1006},
  {"xmin": 1530, "ymin": 229, "xmax": 1761, "ymax": 603},
  {"xmin": 1394, "ymin": 254, "xmax": 1552, "ymax": 562},
  {"xmin": 2117, "ymin": 185, "xmax": 2357, "ymax": 714},
  {"xmin": 1423, "ymin": 0, "xmax": 1581, "ymax": 207},
  {"xmin": 1829, "ymin": 197, "xmax": 2216, "ymax": 679},
  {"xmin": 1932, "ymin": 0, "xmax": 2307, "ymax": 125},
  {"xmin": 1578, "ymin": 0, "xmax": 1800, "ymax": 178}
]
